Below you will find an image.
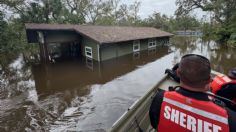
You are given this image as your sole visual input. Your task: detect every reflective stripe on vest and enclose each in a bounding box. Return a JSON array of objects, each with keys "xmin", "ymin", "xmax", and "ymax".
[
  {"xmin": 211, "ymin": 74, "xmax": 236, "ymax": 94},
  {"xmin": 157, "ymin": 91, "xmax": 229, "ymax": 132}
]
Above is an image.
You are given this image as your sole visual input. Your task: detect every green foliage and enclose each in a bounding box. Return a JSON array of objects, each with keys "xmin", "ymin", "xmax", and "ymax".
[
  {"xmin": 59, "ymin": 9, "xmax": 85, "ymax": 24},
  {"xmin": 174, "ymin": 14, "xmax": 200, "ymax": 31},
  {"xmin": 215, "ymin": 27, "xmax": 231, "ymax": 42},
  {"xmin": 142, "ymin": 13, "xmax": 201, "ymax": 33},
  {"xmin": 91, "ymin": 1, "xmax": 142, "ymax": 26},
  {"xmin": 227, "ymin": 33, "xmax": 236, "ymax": 47},
  {"xmin": 142, "ymin": 13, "xmax": 170, "ymax": 31},
  {"xmin": 201, "ymin": 23, "xmax": 215, "ymax": 40},
  {"xmin": 175, "ymin": 0, "xmax": 236, "ymax": 44},
  {"xmin": 0, "ymin": 18, "xmax": 25, "ymax": 67},
  {"xmin": 95, "ymin": 16, "xmax": 116, "ymax": 25},
  {"xmin": 0, "ymin": 22, "xmax": 25, "ymax": 54}
]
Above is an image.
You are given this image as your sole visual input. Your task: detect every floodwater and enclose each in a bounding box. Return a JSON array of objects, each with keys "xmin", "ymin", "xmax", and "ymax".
[{"xmin": 0, "ymin": 37, "xmax": 236, "ymax": 132}]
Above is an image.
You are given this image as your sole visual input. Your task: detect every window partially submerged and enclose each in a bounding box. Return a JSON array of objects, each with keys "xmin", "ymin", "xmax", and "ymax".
[
  {"xmin": 133, "ymin": 40, "xmax": 140, "ymax": 52},
  {"xmin": 85, "ymin": 46, "xmax": 93, "ymax": 59},
  {"xmin": 148, "ymin": 38, "xmax": 156, "ymax": 48}
]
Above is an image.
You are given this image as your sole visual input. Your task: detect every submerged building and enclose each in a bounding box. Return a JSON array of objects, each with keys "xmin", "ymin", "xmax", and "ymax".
[
  {"xmin": 175, "ymin": 30, "xmax": 203, "ymax": 36},
  {"xmin": 25, "ymin": 23, "xmax": 173, "ymax": 62}
]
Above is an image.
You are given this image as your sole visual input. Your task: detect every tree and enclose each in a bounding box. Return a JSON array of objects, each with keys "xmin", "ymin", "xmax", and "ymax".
[
  {"xmin": 143, "ymin": 12, "xmax": 169, "ymax": 30},
  {"xmin": 129, "ymin": 1, "xmax": 141, "ymax": 25},
  {"xmin": 115, "ymin": 1, "xmax": 141, "ymax": 26},
  {"xmin": 141, "ymin": 12, "xmax": 201, "ymax": 32},
  {"xmin": 0, "ymin": 10, "xmax": 8, "ymax": 53},
  {"xmin": 175, "ymin": 0, "xmax": 236, "ymax": 42},
  {"xmin": 175, "ymin": 14, "xmax": 200, "ymax": 31},
  {"xmin": 0, "ymin": 0, "xmax": 75, "ymax": 23},
  {"xmin": 86, "ymin": 0, "xmax": 114, "ymax": 24},
  {"xmin": 176, "ymin": 0, "xmax": 236, "ymax": 24},
  {"xmin": 62, "ymin": 0, "xmax": 89, "ymax": 24}
]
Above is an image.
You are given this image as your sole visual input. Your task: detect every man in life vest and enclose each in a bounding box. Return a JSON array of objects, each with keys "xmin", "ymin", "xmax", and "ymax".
[
  {"xmin": 211, "ymin": 68, "xmax": 236, "ymax": 110},
  {"xmin": 149, "ymin": 54, "xmax": 236, "ymax": 132}
]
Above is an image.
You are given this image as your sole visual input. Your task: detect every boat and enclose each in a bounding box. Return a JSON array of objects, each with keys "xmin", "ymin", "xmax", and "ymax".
[{"xmin": 110, "ymin": 70, "xmax": 223, "ymax": 132}]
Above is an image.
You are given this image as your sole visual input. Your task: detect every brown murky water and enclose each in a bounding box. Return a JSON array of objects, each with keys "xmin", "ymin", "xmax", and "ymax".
[{"xmin": 0, "ymin": 37, "xmax": 236, "ymax": 132}]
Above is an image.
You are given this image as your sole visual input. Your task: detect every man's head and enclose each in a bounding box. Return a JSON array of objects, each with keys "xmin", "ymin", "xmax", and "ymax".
[{"xmin": 177, "ymin": 54, "xmax": 211, "ymax": 91}]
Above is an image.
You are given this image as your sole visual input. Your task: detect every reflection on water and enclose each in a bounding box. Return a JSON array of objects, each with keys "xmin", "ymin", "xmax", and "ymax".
[
  {"xmin": 33, "ymin": 47, "xmax": 169, "ymax": 95},
  {"xmin": 0, "ymin": 37, "xmax": 236, "ymax": 131}
]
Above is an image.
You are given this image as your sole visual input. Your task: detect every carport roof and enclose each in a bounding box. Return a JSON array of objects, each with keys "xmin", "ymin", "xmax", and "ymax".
[{"xmin": 25, "ymin": 23, "xmax": 173, "ymax": 44}]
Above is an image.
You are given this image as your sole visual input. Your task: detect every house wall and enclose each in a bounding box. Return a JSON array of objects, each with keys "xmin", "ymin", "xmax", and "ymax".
[
  {"xmin": 157, "ymin": 37, "xmax": 170, "ymax": 45},
  {"xmin": 45, "ymin": 31, "xmax": 79, "ymax": 43},
  {"xmin": 81, "ymin": 37, "xmax": 99, "ymax": 61},
  {"xmin": 43, "ymin": 31, "xmax": 100, "ymax": 61},
  {"xmin": 100, "ymin": 37, "xmax": 170, "ymax": 61},
  {"xmin": 100, "ymin": 44, "xmax": 118, "ymax": 61},
  {"xmin": 115, "ymin": 39, "xmax": 149, "ymax": 57},
  {"xmin": 30, "ymin": 29, "xmax": 171, "ymax": 62}
]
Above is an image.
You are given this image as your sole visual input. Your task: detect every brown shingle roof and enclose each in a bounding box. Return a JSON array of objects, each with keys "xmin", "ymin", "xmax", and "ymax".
[{"xmin": 25, "ymin": 23, "xmax": 173, "ymax": 44}]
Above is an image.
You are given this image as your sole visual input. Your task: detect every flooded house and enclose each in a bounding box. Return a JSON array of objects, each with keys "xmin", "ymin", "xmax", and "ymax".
[{"xmin": 25, "ymin": 23, "xmax": 173, "ymax": 62}]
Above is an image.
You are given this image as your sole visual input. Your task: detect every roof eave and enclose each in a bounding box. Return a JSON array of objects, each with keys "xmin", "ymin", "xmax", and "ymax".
[
  {"xmin": 100, "ymin": 35, "xmax": 173, "ymax": 45},
  {"xmin": 24, "ymin": 26, "xmax": 102, "ymax": 44},
  {"xmin": 74, "ymin": 30, "xmax": 102, "ymax": 44}
]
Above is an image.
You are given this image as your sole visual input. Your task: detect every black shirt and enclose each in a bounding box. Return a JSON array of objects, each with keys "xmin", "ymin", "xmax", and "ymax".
[
  {"xmin": 149, "ymin": 88, "xmax": 236, "ymax": 131},
  {"xmin": 217, "ymin": 84, "xmax": 236, "ymax": 111}
]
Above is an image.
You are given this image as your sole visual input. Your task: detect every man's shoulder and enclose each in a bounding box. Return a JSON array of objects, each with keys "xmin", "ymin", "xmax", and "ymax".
[
  {"xmin": 150, "ymin": 89, "xmax": 167, "ymax": 112},
  {"xmin": 153, "ymin": 89, "xmax": 165, "ymax": 100}
]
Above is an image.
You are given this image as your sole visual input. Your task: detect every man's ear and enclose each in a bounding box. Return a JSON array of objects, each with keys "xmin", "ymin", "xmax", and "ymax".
[{"xmin": 176, "ymin": 68, "xmax": 180, "ymax": 77}]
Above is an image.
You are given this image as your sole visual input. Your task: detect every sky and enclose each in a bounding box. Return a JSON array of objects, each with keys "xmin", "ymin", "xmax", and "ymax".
[{"xmin": 121, "ymin": 0, "xmax": 207, "ymax": 19}]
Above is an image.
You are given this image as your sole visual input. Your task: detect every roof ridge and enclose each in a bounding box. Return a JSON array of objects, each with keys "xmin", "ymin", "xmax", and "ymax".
[{"xmin": 25, "ymin": 23, "xmax": 161, "ymax": 29}]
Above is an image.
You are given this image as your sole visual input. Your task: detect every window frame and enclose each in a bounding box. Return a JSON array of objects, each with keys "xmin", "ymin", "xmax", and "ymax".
[
  {"xmin": 148, "ymin": 38, "xmax": 157, "ymax": 48},
  {"xmin": 85, "ymin": 46, "xmax": 93, "ymax": 59},
  {"xmin": 133, "ymin": 40, "xmax": 140, "ymax": 52}
]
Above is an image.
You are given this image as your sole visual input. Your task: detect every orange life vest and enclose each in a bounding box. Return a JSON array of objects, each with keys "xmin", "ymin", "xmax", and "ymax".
[
  {"xmin": 157, "ymin": 91, "xmax": 229, "ymax": 132},
  {"xmin": 211, "ymin": 74, "xmax": 236, "ymax": 94}
]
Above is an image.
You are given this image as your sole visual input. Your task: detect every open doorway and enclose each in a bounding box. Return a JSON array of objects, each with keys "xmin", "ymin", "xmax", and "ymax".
[{"xmin": 48, "ymin": 42, "xmax": 81, "ymax": 62}]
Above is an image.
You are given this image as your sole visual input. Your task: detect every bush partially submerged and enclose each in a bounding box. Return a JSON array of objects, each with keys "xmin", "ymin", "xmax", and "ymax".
[{"xmin": 227, "ymin": 33, "xmax": 236, "ymax": 48}]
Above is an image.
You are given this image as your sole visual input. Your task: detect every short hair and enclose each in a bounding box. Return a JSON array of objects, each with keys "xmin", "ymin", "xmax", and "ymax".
[
  {"xmin": 179, "ymin": 54, "xmax": 211, "ymax": 88},
  {"xmin": 228, "ymin": 67, "xmax": 236, "ymax": 79}
]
